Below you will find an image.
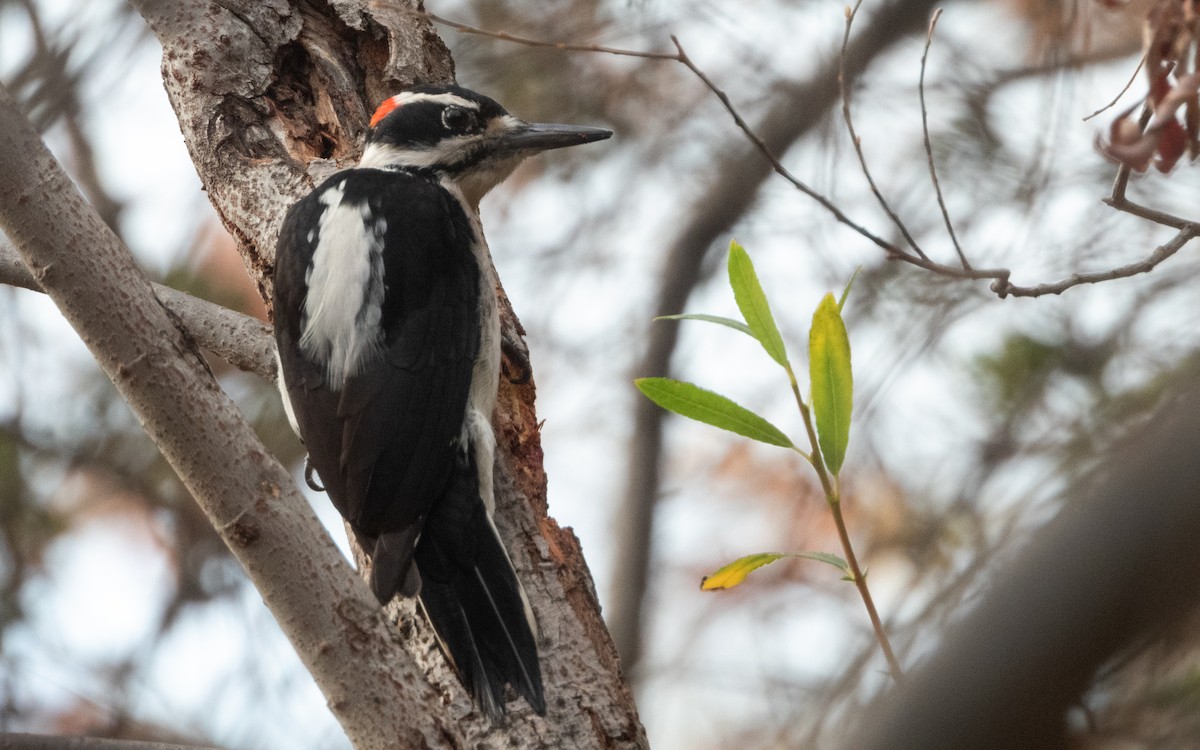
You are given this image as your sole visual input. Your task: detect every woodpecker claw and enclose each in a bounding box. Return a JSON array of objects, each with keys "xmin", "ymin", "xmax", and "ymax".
[{"xmin": 304, "ymin": 456, "xmax": 325, "ymax": 492}]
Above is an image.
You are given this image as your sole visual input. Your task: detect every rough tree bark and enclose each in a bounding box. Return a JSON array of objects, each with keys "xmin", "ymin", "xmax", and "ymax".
[
  {"xmin": 0, "ymin": 80, "xmax": 455, "ymax": 750},
  {"xmin": 125, "ymin": 0, "xmax": 645, "ymax": 747},
  {"xmin": 0, "ymin": 1, "xmax": 643, "ymax": 748}
]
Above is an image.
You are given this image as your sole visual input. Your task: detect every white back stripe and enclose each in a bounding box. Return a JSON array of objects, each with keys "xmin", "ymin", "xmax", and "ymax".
[{"xmin": 299, "ymin": 181, "xmax": 386, "ymax": 390}]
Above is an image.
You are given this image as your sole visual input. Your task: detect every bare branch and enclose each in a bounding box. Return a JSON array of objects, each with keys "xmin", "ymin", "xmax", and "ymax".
[
  {"xmin": 998, "ymin": 225, "xmax": 1199, "ymax": 297},
  {"xmin": 0, "ymin": 239, "xmax": 276, "ymax": 381},
  {"xmin": 868, "ymin": 12, "xmax": 1197, "ymax": 297},
  {"xmin": 1105, "ymin": 162, "xmax": 1196, "ymax": 229},
  {"xmin": 428, "ymin": 7, "xmax": 1192, "ymax": 303},
  {"xmin": 840, "ymin": 0, "xmax": 928, "ymax": 260},
  {"xmin": 889, "ymin": 251, "xmax": 1011, "ymax": 287},
  {"xmin": 424, "ymin": 12, "xmax": 678, "ymax": 60},
  {"xmin": 1083, "ymin": 53, "xmax": 1146, "ymax": 122},
  {"xmin": 425, "ymin": 11, "xmax": 899, "ymax": 254},
  {"xmin": 0, "ymin": 80, "xmax": 460, "ymax": 750},
  {"xmin": 0, "ymin": 734, "xmax": 221, "ymax": 750},
  {"xmin": 919, "ymin": 9, "xmax": 969, "ymax": 271}
]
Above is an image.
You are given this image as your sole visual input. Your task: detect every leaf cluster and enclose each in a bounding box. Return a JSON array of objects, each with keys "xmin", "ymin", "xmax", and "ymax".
[{"xmin": 636, "ymin": 241, "xmax": 857, "ymax": 587}]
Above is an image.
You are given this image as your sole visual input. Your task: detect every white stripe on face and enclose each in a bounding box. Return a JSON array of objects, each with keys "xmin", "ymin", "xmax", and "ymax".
[
  {"xmin": 391, "ymin": 91, "xmax": 481, "ymax": 111},
  {"xmin": 359, "ymin": 131, "xmax": 482, "ymax": 171},
  {"xmin": 360, "ymin": 141, "xmax": 448, "ymax": 170},
  {"xmin": 371, "ymin": 91, "xmax": 483, "ymax": 126}
]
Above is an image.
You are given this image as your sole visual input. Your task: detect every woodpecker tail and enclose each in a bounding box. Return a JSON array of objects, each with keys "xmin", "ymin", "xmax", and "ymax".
[
  {"xmin": 413, "ymin": 449, "xmax": 545, "ymax": 721},
  {"xmin": 369, "ymin": 526, "xmax": 422, "ymax": 600}
]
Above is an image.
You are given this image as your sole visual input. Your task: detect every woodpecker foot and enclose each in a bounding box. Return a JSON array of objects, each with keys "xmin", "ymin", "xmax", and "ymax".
[
  {"xmin": 501, "ymin": 332, "xmax": 532, "ymax": 385},
  {"xmin": 304, "ymin": 456, "xmax": 325, "ymax": 492}
]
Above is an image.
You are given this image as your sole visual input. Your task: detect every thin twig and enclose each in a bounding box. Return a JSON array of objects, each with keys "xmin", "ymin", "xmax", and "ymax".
[
  {"xmin": 421, "ymin": 11, "xmax": 899, "ymax": 254},
  {"xmin": 424, "ymin": 12, "xmax": 678, "ymax": 60},
  {"xmin": 1105, "ymin": 161, "xmax": 1195, "ymax": 229},
  {"xmin": 919, "ymin": 9, "xmax": 969, "ymax": 270},
  {"xmin": 839, "ymin": 0, "xmax": 928, "ymax": 260},
  {"xmin": 895, "ymin": 252, "xmax": 1009, "ymax": 285},
  {"xmin": 1000, "ymin": 225, "xmax": 1199, "ymax": 297},
  {"xmin": 424, "ymin": 9, "xmax": 1022, "ymax": 289},
  {"xmin": 1083, "ymin": 53, "xmax": 1146, "ymax": 122},
  {"xmin": 420, "ymin": 9, "xmax": 1198, "ymax": 300},
  {"xmin": 666, "ymin": 37, "xmax": 900, "ymax": 253}
]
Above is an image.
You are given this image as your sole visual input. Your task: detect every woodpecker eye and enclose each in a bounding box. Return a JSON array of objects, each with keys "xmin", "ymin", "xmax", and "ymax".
[{"xmin": 441, "ymin": 106, "xmax": 472, "ymax": 132}]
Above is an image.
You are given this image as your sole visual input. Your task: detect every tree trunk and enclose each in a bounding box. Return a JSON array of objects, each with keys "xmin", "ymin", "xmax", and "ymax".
[
  {"xmin": 0, "ymin": 78, "xmax": 456, "ymax": 750},
  {"xmin": 127, "ymin": 0, "xmax": 645, "ymax": 747}
]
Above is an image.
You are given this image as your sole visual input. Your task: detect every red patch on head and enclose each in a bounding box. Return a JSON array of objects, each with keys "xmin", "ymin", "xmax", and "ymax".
[{"xmin": 370, "ymin": 96, "xmax": 402, "ymax": 128}]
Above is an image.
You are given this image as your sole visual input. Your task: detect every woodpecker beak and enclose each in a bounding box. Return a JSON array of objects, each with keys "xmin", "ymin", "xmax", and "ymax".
[{"xmin": 497, "ymin": 121, "xmax": 613, "ymax": 154}]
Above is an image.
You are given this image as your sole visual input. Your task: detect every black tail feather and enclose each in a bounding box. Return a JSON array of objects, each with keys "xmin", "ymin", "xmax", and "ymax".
[
  {"xmin": 414, "ymin": 450, "xmax": 545, "ymax": 720},
  {"xmin": 370, "ymin": 526, "xmax": 423, "ymax": 602}
]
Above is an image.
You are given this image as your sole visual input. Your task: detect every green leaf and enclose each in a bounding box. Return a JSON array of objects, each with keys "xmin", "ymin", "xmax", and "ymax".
[
  {"xmin": 793, "ymin": 551, "xmax": 853, "ymax": 579},
  {"xmin": 727, "ymin": 241, "xmax": 789, "ymax": 368},
  {"xmin": 635, "ymin": 377, "xmax": 794, "ymax": 448},
  {"xmin": 809, "ymin": 293, "xmax": 853, "ymax": 475},
  {"xmin": 655, "ymin": 313, "xmax": 754, "ymax": 338},
  {"xmin": 701, "ymin": 553, "xmax": 786, "ymax": 590},
  {"xmin": 838, "ymin": 267, "xmax": 862, "ymax": 312},
  {"xmin": 701, "ymin": 551, "xmax": 853, "ymax": 590}
]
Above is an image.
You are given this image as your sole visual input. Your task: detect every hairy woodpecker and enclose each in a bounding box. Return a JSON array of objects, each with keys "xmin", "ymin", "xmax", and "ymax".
[{"xmin": 272, "ymin": 84, "xmax": 611, "ymax": 719}]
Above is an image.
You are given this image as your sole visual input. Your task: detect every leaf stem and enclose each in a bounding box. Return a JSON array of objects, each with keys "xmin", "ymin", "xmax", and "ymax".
[
  {"xmin": 827, "ymin": 486, "xmax": 904, "ymax": 682},
  {"xmin": 785, "ymin": 364, "xmax": 904, "ymax": 682}
]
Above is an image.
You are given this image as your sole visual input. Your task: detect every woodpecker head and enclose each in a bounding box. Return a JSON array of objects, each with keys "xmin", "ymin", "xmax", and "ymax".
[{"xmin": 360, "ymin": 84, "xmax": 612, "ymax": 207}]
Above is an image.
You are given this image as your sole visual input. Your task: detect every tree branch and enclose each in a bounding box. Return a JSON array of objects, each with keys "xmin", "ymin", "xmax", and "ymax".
[
  {"xmin": 840, "ymin": 0, "xmax": 928, "ymax": 261},
  {"xmin": 919, "ymin": 9, "xmax": 969, "ymax": 270},
  {"xmin": 423, "ymin": 11, "xmax": 898, "ymax": 254},
  {"xmin": 123, "ymin": 0, "xmax": 644, "ymax": 745},
  {"xmin": 0, "ymin": 238, "xmax": 276, "ymax": 381},
  {"xmin": 0, "ymin": 734, "xmax": 221, "ymax": 750},
  {"xmin": 0, "ymin": 81, "xmax": 460, "ymax": 749},
  {"xmin": 996, "ymin": 224, "xmax": 1198, "ymax": 297}
]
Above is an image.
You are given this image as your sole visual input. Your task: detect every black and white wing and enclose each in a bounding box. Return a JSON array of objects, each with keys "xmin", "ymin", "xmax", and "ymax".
[{"xmin": 273, "ymin": 169, "xmax": 480, "ymax": 600}]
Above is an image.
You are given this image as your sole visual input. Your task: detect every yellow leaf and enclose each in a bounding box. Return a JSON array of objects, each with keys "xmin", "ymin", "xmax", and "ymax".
[{"xmin": 700, "ymin": 553, "xmax": 787, "ymax": 590}]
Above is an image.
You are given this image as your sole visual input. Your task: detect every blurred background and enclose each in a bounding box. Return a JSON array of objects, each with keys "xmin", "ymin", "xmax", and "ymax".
[{"xmin": 2, "ymin": 0, "xmax": 1199, "ymax": 747}]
